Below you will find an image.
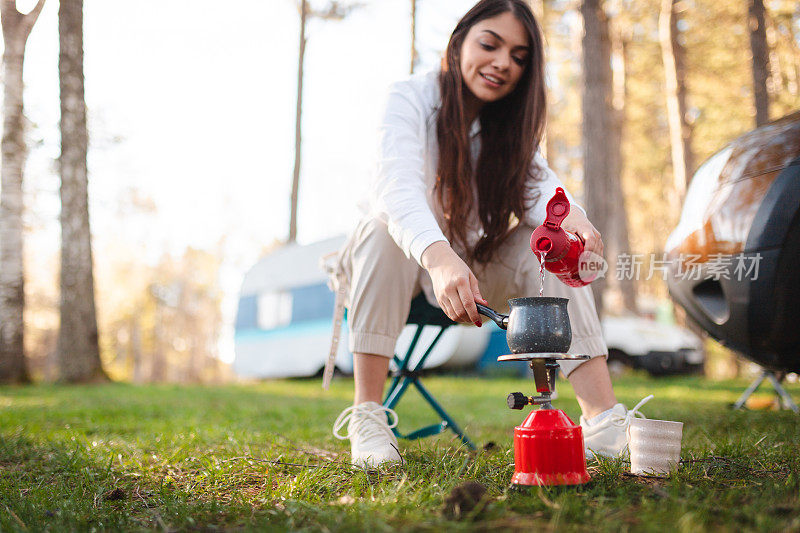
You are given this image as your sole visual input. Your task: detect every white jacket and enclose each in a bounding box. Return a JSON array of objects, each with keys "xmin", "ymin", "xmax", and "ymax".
[{"xmin": 368, "ymin": 69, "xmax": 583, "ymax": 266}]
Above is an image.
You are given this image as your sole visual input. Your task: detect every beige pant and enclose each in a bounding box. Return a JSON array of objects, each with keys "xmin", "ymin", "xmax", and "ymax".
[{"xmin": 334, "ymin": 217, "xmax": 607, "ymax": 376}]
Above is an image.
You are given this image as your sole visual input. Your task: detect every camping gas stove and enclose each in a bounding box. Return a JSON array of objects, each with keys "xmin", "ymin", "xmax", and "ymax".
[{"xmin": 498, "ymin": 353, "xmax": 591, "ymax": 486}]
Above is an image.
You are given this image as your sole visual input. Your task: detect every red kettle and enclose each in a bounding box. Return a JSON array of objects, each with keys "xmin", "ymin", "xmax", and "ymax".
[{"xmin": 530, "ymin": 187, "xmax": 596, "ymax": 287}]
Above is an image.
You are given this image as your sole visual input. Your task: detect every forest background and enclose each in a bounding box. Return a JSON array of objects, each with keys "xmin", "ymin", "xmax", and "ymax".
[{"xmin": 1, "ymin": 0, "xmax": 798, "ymax": 384}]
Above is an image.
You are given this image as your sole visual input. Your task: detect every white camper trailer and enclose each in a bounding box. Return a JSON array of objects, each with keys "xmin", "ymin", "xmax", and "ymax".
[{"xmin": 233, "ymin": 237, "xmax": 490, "ymax": 379}]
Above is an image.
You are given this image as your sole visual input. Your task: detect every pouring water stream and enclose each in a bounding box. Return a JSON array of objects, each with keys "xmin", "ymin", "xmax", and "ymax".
[{"xmin": 538, "ymin": 251, "xmax": 547, "ymax": 297}]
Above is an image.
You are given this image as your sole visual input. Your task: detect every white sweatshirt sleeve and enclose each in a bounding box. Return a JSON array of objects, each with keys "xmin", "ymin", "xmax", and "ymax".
[
  {"xmin": 370, "ymin": 81, "xmax": 448, "ymax": 266},
  {"xmin": 523, "ymin": 150, "xmax": 586, "ymax": 227}
]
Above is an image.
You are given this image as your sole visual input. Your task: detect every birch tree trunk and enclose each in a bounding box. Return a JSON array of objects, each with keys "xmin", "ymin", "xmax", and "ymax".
[
  {"xmin": 580, "ymin": 0, "xmax": 615, "ymax": 316},
  {"xmin": 0, "ymin": 0, "xmax": 45, "ymax": 384},
  {"xmin": 410, "ymin": 0, "xmax": 418, "ymax": 74},
  {"xmin": 57, "ymin": 0, "xmax": 106, "ymax": 382},
  {"xmin": 659, "ymin": 0, "xmax": 694, "ymax": 208},
  {"xmin": 287, "ymin": 1, "xmax": 357, "ymax": 243},
  {"xmin": 748, "ymin": 0, "xmax": 769, "ymax": 126},
  {"xmin": 288, "ymin": 0, "xmax": 306, "ymax": 243}
]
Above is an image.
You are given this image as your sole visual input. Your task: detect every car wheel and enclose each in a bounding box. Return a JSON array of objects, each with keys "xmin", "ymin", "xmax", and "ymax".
[
  {"xmin": 646, "ymin": 353, "xmax": 677, "ymax": 376},
  {"xmin": 607, "ymin": 349, "xmax": 632, "ymax": 376}
]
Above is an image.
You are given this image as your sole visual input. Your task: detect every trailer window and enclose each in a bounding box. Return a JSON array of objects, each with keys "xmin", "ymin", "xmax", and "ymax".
[{"xmin": 257, "ymin": 291, "xmax": 293, "ymax": 330}]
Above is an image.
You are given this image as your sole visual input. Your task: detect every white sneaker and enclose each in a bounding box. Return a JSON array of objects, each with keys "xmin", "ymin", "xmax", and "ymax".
[
  {"xmin": 580, "ymin": 395, "xmax": 653, "ymax": 459},
  {"xmin": 333, "ymin": 401, "xmax": 401, "ymax": 468}
]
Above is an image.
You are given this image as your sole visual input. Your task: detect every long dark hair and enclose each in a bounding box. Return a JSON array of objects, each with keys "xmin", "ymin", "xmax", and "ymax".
[{"xmin": 436, "ymin": 0, "xmax": 546, "ymax": 264}]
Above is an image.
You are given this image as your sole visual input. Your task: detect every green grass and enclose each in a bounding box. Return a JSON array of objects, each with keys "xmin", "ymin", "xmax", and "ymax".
[{"xmin": 1, "ymin": 374, "xmax": 798, "ymax": 531}]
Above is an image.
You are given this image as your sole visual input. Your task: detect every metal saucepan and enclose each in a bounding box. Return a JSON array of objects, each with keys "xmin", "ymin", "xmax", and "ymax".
[{"xmin": 476, "ymin": 297, "xmax": 572, "ymax": 354}]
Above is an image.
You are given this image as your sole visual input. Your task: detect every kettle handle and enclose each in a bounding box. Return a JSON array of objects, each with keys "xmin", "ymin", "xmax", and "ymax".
[{"xmin": 476, "ymin": 304, "xmax": 509, "ymax": 330}]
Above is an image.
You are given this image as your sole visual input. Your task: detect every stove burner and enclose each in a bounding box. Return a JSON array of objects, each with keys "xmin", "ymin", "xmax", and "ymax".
[{"xmin": 498, "ymin": 353, "xmax": 589, "ymax": 410}]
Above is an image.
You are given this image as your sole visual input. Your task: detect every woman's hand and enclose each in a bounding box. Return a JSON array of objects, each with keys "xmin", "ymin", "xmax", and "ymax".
[
  {"xmin": 561, "ymin": 209, "xmax": 604, "ymax": 257},
  {"xmin": 421, "ymin": 241, "xmax": 487, "ymax": 326}
]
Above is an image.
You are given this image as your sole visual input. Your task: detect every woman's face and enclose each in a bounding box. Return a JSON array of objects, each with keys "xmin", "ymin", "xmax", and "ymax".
[{"xmin": 459, "ymin": 11, "xmax": 530, "ymax": 104}]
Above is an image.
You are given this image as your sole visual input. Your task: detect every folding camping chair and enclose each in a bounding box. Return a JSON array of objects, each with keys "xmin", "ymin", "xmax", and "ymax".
[{"xmin": 382, "ymin": 293, "xmax": 477, "ymax": 450}]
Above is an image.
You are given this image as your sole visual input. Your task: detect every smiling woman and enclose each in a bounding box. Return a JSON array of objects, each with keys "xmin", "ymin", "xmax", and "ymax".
[
  {"xmin": 324, "ymin": 0, "xmax": 652, "ymax": 469},
  {"xmin": 459, "ymin": 13, "xmax": 531, "ymax": 112},
  {"xmin": 435, "ymin": 1, "xmax": 550, "ymax": 266}
]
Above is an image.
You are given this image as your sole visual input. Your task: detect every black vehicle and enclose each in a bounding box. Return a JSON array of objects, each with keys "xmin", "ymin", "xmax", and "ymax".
[{"xmin": 665, "ymin": 111, "xmax": 800, "ymax": 410}]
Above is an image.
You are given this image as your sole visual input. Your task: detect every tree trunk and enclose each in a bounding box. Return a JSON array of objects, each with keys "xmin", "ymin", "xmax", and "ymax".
[
  {"xmin": 748, "ymin": 0, "xmax": 769, "ymax": 126},
  {"xmin": 149, "ymin": 299, "xmax": 166, "ymax": 382},
  {"xmin": 130, "ymin": 317, "xmax": 144, "ymax": 383},
  {"xmin": 659, "ymin": 0, "xmax": 694, "ymax": 208},
  {"xmin": 287, "ymin": 1, "xmax": 355, "ymax": 243},
  {"xmin": 57, "ymin": 0, "xmax": 107, "ymax": 383},
  {"xmin": 410, "ymin": 0, "xmax": 418, "ymax": 74},
  {"xmin": 608, "ymin": 19, "xmax": 637, "ymax": 314},
  {"xmin": 0, "ymin": 0, "xmax": 45, "ymax": 384},
  {"xmin": 529, "ymin": 0, "xmax": 553, "ymax": 160},
  {"xmin": 580, "ymin": 0, "xmax": 615, "ymax": 316},
  {"xmin": 288, "ymin": 0, "xmax": 306, "ymax": 243}
]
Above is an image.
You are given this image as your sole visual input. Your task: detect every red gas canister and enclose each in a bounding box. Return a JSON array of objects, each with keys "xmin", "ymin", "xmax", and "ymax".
[
  {"xmin": 512, "ymin": 409, "xmax": 590, "ymax": 486},
  {"xmin": 530, "ymin": 187, "xmax": 596, "ymax": 287}
]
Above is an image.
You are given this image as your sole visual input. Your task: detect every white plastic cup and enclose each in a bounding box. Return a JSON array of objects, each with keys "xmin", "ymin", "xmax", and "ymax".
[{"xmin": 628, "ymin": 418, "xmax": 683, "ymax": 475}]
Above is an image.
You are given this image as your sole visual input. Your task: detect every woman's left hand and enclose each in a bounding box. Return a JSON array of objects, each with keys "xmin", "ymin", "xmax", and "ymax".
[{"xmin": 561, "ymin": 209, "xmax": 604, "ymax": 258}]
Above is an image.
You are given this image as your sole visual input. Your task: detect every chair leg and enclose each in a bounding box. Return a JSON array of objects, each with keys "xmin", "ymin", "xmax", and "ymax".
[
  {"xmin": 767, "ymin": 372, "xmax": 799, "ymax": 413},
  {"xmin": 731, "ymin": 372, "xmax": 767, "ymax": 410},
  {"xmin": 732, "ymin": 369, "xmax": 799, "ymax": 413},
  {"xmin": 383, "ymin": 365, "xmax": 412, "ymax": 411},
  {"xmin": 385, "ymin": 327, "xmax": 424, "ymax": 403},
  {"xmin": 409, "ymin": 378, "xmax": 476, "ymax": 450},
  {"xmin": 382, "ymin": 325, "xmax": 476, "ymax": 449},
  {"xmin": 383, "ymin": 325, "xmax": 445, "ymax": 410}
]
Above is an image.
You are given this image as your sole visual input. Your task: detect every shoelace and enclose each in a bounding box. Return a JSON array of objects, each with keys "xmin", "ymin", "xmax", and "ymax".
[
  {"xmin": 611, "ymin": 394, "xmax": 654, "ymax": 428},
  {"xmin": 332, "ymin": 404, "xmax": 399, "ymax": 442}
]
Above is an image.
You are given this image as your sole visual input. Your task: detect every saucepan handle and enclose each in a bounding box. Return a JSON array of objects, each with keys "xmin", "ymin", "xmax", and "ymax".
[{"xmin": 476, "ymin": 303, "xmax": 509, "ymax": 330}]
